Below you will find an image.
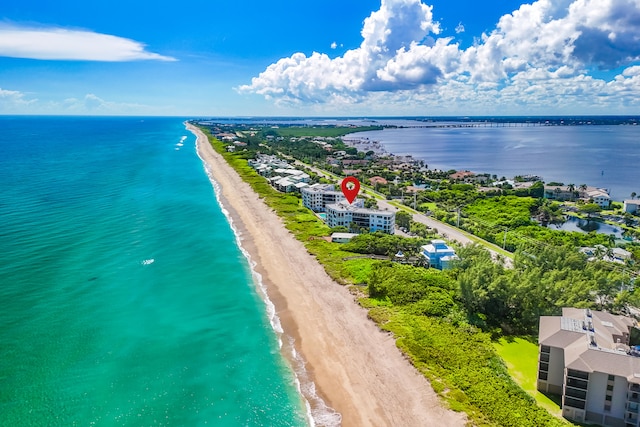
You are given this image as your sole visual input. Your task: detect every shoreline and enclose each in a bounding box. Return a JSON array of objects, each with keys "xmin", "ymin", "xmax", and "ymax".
[
  {"xmin": 346, "ymin": 125, "xmax": 635, "ymax": 202},
  {"xmin": 186, "ymin": 122, "xmax": 466, "ymax": 426}
]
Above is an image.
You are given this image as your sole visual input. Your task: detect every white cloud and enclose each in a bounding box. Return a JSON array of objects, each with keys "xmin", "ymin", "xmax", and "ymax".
[
  {"xmin": 455, "ymin": 22, "xmax": 465, "ymax": 34},
  {"xmin": 0, "ymin": 25, "xmax": 176, "ymax": 61},
  {"xmin": 0, "ymin": 88, "xmax": 172, "ymax": 115},
  {"xmin": 0, "ymin": 87, "xmax": 37, "ymax": 112},
  {"xmin": 238, "ymin": 0, "xmax": 440, "ymax": 99},
  {"xmin": 240, "ymin": 0, "xmax": 640, "ymax": 113},
  {"xmin": 331, "ymin": 42, "xmax": 338, "ymax": 49}
]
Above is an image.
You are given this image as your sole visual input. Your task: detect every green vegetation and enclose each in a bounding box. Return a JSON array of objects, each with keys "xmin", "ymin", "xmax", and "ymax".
[
  {"xmin": 493, "ymin": 338, "xmax": 562, "ymax": 416},
  {"xmin": 272, "ymin": 125, "xmax": 382, "ymax": 138},
  {"xmin": 380, "ymin": 312, "xmax": 567, "ymax": 426},
  {"xmin": 195, "ymin": 123, "xmax": 637, "ymax": 427}
]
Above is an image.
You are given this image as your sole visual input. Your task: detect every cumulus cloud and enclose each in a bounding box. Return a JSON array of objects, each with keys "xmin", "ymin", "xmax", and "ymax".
[
  {"xmin": 239, "ymin": 0, "xmax": 640, "ymax": 112},
  {"xmin": 238, "ymin": 0, "xmax": 441, "ymax": 100},
  {"xmin": 0, "ymin": 87, "xmax": 37, "ymax": 112},
  {"xmin": 455, "ymin": 22, "xmax": 465, "ymax": 34},
  {"xmin": 0, "ymin": 25, "xmax": 176, "ymax": 61}
]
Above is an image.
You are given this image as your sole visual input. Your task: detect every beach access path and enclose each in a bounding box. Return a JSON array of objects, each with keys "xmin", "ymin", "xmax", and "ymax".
[{"xmin": 187, "ymin": 123, "xmax": 466, "ymax": 427}]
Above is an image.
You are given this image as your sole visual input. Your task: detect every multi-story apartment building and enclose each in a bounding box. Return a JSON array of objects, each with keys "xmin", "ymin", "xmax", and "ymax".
[
  {"xmin": 301, "ymin": 184, "xmax": 349, "ymax": 212},
  {"xmin": 325, "ymin": 201, "xmax": 395, "ymax": 234},
  {"xmin": 538, "ymin": 308, "xmax": 640, "ymax": 426}
]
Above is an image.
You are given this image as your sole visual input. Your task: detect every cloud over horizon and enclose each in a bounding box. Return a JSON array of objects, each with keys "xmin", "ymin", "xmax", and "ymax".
[
  {"xmin": 239, "ymin": 0, "xmax": 640, "ymax": 113},
  {"xmin": 0, "ymin": 25, "xmax": 176, "ymax": 62}
]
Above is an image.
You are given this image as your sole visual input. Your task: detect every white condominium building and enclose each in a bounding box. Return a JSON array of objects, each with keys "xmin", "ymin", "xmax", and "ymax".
[
  {"xmin": 301, "ymin": 184, "xmax": 349, "ymax": 212},
  {"xmin": 538, "ymin": 308, "xmax": 640, "ymax": 427},
  {"xmin": 325, "ymin": 201, "xmax": 395, "ymax": 234}
]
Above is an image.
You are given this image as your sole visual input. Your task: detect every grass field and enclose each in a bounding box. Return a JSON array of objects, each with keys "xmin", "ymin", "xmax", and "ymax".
[{"xmin": 493, "ymin": 337, "xmax": 565, "ymax": 418}]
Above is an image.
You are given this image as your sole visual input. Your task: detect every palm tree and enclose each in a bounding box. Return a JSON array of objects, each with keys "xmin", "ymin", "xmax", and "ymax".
[{"xmin": 631, "ymin": 192, "xmax": 637, "ymax": 200}]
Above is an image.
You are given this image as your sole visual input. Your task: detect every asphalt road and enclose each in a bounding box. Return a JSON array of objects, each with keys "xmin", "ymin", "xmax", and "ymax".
[
  {"xmin": 376, "ymin": 199, "xmax": 513, "ymax": 268},
  {"xmin": 288, "ymin": 156, "xmax": 513, "ymax": 267}
]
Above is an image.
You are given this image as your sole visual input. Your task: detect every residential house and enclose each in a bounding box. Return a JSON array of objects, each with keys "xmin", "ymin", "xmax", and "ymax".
[
  {"xmin": 586, "ymin": 188, "xmax": 612, "ymax": 208},
  {"xmin": 369, "ymin": 176, "xmax": 388, "ymax": 186},
  {"xmin": 449, "ymin": 170, "xmax": 475, "ymax": 181},
  {"xmin": 625, "ymin": 200, "xmax": 640, "ymax": 214},
  {"xmin": 544, "ymin": 185, "xmax": 577, "ymax": 201},
  {"xmin": 420, "ymin": 240, "xmax": 458, "ymax": 269}
]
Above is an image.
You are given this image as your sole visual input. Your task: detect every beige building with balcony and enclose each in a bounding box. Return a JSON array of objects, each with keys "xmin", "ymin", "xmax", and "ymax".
[{"xmin": 538, "ymin": 308, "xmax": 640, "ymax": 426}]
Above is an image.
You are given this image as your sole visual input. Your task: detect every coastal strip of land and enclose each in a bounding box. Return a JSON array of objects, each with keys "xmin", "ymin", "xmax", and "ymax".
[{"xmin": 186, "ymin": 123, "xmax": 466, "ymax": 426}]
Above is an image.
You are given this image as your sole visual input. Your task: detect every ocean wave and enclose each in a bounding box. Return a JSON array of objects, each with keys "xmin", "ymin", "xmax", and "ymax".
[{"xmin": 189, "ymin": 123, "xmax": 339, "ymax": 427}]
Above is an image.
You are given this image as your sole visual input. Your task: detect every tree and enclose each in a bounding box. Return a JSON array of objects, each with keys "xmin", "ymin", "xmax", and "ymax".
[
  {"xmin": 580, "ymin": 203, "xmax": 602, "ymax": 217},
  {"xmin": 529, "ymin": 181, "xmax": 544, "ymax": 198},
  {"xmin": 396, "ymin": 211, "xmax": 412, "ymax": 230},
  {"xmin": 632, "ymin": 192, "xmax": 637, "ymax": 200},
  {"xmin": 364, "ymin": 197, "xmax": 378, "ymax": 209}
]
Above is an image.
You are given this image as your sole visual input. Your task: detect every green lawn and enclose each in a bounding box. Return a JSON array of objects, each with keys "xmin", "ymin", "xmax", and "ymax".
[{"xmin": 493, "ymin": 337, "xmax": 565, "ymax": 418}]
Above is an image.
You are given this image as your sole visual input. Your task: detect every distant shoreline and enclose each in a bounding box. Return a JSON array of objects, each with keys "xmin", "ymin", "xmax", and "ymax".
[{"xmin": 346, "ymin": 123, "xmax": 637, "ymax": 201}]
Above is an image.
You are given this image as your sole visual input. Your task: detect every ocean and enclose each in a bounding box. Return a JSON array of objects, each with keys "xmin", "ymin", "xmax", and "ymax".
[
  {"xmin": 0, "ymin": 117, "xmax": 309, "ymax": 426},
  {"xmin": 351, "ymin": 121, "xmax": 640, "ymax": 201}
]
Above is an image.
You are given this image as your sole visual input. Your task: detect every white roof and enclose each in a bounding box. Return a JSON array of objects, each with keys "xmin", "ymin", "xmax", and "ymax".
[{"xmin": 331, "ymin": 232, "xmax": 358, "ymax": 239}]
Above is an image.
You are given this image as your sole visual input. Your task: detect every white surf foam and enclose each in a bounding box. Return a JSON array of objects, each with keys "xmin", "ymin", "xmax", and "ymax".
[{"xmin": 188, "ymin": 123, "xmax": 340, "ymax": 427}]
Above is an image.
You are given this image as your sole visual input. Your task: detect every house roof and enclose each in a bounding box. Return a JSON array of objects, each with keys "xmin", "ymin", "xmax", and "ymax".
[
  {"xmin": 449, "ymin": 170, "xmax": 475, "ymax": 180},
  {"xmin": 369, "ymin": 176, "xmax": 388, "ymax": 185},
  {"xmin": 331, "ymin": 232, "xmax": 358, "ymax": 240}
]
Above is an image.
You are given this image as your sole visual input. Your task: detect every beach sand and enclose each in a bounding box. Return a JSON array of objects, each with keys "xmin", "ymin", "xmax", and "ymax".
[{"xmin": 187, "ymin": 123, "xmax": 466, "ymax": 427}]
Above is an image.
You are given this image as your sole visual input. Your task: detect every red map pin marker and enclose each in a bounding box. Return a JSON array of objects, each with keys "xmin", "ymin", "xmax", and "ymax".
[{"xmin": 341, "ymin": 176, "xmax": 360, "ymax": 204}]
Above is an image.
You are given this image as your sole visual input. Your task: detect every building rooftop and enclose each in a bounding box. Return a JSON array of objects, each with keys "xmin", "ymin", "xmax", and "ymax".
[
  {"xmin": 302, "ymin": 183, "xmax": 340, "ymax": 194},
  {"xmin": 540, "ymin": 308, "xmax": 640, "ymax": 381},
  {"xmin": 326, "ymin": 201, "xmax": 393, "ymax": 216}
]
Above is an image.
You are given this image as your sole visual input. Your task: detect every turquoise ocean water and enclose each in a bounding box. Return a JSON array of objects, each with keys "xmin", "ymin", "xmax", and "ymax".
[{"xmin": 0, "ymin": 117, "xmax": 309, "ymax": 426}]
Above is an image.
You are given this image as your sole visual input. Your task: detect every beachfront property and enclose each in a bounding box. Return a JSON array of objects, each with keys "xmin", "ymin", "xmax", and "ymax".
[
  {"xmin": 325, "ymin": 201, "xmax": 395, "ymax": 234},
  {"xmin": 537, "ymin": 308, "xmax": 640, "ymax": 426},
  {"xmin": 420, "ymin": 239, "xmax": 458, "ymax": 269},
  {"xmin": 625, "ymin": 200, "xmax": 640, "ymax": 214},
  {"xmin": 249, "ymin": 154, "xmax": 310, "ymax": 193},
  {"xmin": 301, "ymin": 184, "xmax": 353, "ymax": 212},
  {"xmin": 248, "ymin": 154, "xmax": 290, "ymax": 174}
]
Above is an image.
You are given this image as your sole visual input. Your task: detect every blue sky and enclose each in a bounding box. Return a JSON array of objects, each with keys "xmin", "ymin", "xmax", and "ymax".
[{"xmin": 1, "ymin": 0, "xmax": 640, "ymax": 116}]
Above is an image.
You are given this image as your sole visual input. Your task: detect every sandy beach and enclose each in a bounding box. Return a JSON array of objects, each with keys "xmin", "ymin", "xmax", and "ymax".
[{"xmin": 186, "ymin": 123, "xmax": 466, "ymax": 427}]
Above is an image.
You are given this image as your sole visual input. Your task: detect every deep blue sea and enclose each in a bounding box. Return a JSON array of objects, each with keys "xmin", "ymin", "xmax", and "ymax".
[
  {"xmin": 351, "ymin": 122, "xmax": 640, "ymax": 201},
  {"xmin": 0, "ymin": 117, "xmax": 309, "ymax": 426}
]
